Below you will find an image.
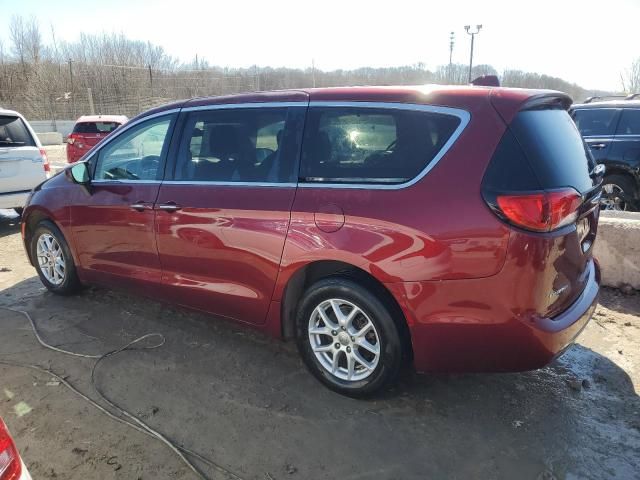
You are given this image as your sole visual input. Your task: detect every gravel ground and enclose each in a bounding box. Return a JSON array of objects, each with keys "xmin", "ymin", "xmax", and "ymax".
[
  {"xmin": 44, "ymin": 144, "xmax": 67, "ymax": 173},
  {"xmin": 0, "ymin": 209, "xmax": 639, "ymax": 480}
]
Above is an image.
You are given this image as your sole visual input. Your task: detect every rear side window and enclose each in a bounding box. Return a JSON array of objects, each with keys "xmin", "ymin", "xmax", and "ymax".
[
  {"xmin": 174, "ymin": 107, "xmax": 304, "ymax": 183},
  {"xmin": 572, "ymin": 108, "xmax": 619, "ymax": 137},
  {"xmin": 510, "ymin": 109, "xmax": 595, "ymax": 194},
  {"xmin": 73, "ymin": 122, "xmax": 120, "ymax": 134},
  {"xmin": 300, "ymin": 107, "xmax": 461, "ymax": 184},
  {"xmin": 0, "ymin": 115, "xmax": 35, "ymax": 147},
  {"xmin": 615, "ymin": 109, "xmax": 640, "ymax": 135}
]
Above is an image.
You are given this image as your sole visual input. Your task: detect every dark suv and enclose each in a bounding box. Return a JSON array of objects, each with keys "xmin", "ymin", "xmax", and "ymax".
[
  {"xmin": 21, "ymin": 86, "xmax": 601, "ymax": 396},
  {"xmin": 570, "ymin": 100, "xmax": 640, "ymax": 211}
]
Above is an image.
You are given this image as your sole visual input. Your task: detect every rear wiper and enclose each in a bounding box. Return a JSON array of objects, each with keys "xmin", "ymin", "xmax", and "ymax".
[{"xmin": 0, "ymin": 141, "xmax": 26, "ymax": 146}]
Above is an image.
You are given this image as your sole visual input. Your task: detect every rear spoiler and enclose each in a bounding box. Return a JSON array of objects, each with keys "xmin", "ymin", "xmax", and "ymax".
[
  {"xmin": 490, "ymin": 90, "xmax": 573, "ymax": 124},
  {"xmin": 520, "ymin": 93, "xmax": 572, "ymax": 111}
]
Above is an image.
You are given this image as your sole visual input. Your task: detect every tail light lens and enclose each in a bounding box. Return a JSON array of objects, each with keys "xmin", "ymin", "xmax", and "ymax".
[
  {"xmin": 39, "ymin": 147, "xmax": 51, "ymax": 177},
  {"xmin": 0, "ymin": 419, "xmax": 21, "ymax": 480},
  {"xmin": 66, "ymin": 134, "xmax": 76, "ymax": 145},
  {"xmin": 494, "ymin": 188, "xmax": 582, "ymax": 232}
]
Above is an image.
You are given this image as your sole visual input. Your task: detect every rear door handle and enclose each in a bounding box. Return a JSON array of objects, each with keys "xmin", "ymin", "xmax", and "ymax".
[
  {"xmin": 589, "ymin": 143, "xmax": 607, "ymax": 150},
  {"xmin": 130, "ymin": 201, "xmax": 153, "ymax": 212},
  {"xmin": 156, "ymin": 202, "xmax": 182, "ymax": 212}
]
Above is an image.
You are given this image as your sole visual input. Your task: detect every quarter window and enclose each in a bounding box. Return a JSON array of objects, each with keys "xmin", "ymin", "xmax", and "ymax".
[
  {"xmin": 300, "ymin": 107, "xmax": 461, "ymax": 184},
  {"xmin": 572, "ymin": 109, "xmax": 619, "ymax": 137},
  {"xmin": 93, "ymin": 115, "xmax": 174, "ymax": 181},
  {"xmin": 175, "ymin": 107, "xmax": 301, "ymax": 183},
  {"xmin": 616, "ymin": 109, "xmax": 640, "ymax": 135}
]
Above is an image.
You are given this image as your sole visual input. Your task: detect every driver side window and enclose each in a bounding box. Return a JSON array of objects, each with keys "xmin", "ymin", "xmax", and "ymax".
[{"xmin": 94, "ymin": 115, "xmax": 174, "ymax": 181}]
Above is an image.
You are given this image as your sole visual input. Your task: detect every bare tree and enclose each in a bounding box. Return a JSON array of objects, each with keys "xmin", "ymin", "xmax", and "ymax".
[
  {"xmin": 621, "ymin": 58, "xmax": 640, "ymax": 94},
  {"xmin": 9, "ymin": 15, "xmax": 26, "ymax": 66},
  {"xmin": 24, "ymin": 16, "xmax": 43, "ymax": 64}
]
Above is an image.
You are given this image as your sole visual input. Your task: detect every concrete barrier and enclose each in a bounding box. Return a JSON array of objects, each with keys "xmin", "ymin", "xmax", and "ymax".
[
  {"xmin": 30, "ymin": 120, "xmax": 75, "ymax": 139},
  {"xmin": 36, "ymin": 132, "xmax": 63, "ymax": 146},
  {"xmin": 594, "ymin": 211, "xmax": 640, "ymax": 290}
]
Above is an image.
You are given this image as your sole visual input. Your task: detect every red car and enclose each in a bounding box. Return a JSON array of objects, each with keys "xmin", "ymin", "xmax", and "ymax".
[
  {"xmin": 66, "ymin": 115, "xmax": 127, "ymax": 163},
  {"xmin": 21, "ymin": 86, "xmax": 601, "ymax": 396},
  {"xmin": 0, "ymin": 417, "xmax": 32, "ymax": 480}
]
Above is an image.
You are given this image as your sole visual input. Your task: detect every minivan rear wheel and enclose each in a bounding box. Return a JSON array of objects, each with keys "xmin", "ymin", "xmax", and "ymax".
[
  {"xmin": 31, "ymin": 220, "xmax": 82, "ymax": 295},
  {"xmin": 295, "ymin": 277, "xmax": 403, "ymax": 397}
]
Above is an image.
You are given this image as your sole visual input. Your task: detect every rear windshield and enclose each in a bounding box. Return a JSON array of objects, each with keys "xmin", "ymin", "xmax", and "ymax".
[
  {"xmin": 572, "ymin": 108, "xmax": 619, "ymax": 137},
  {"xmin": 73, "ymin": 122, "xmax": 120, "ymax": 134},
  {"xmin": 0, "ymin": 115, "xmax": 35, "ymax": 147},
  {"xmin": 510, "ymin": 109, "xmax": 596, "ymax": 194}
]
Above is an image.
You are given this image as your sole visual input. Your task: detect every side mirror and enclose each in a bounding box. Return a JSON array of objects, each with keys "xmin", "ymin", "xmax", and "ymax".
[{"xmin": 70, "ymin": 162, "xmax": 90, "ymax": 184}]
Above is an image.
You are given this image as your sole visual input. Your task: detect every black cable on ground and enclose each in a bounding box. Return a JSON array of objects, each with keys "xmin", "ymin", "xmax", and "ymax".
[{"xmin": 0, "ymin": 306, "xmax": 245, "ymax": 480}]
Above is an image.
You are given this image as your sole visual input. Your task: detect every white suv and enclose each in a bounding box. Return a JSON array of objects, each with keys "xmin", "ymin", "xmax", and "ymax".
[{"xmin": 0, "ymin": 108, "xmax": 50, "ymax": 214}]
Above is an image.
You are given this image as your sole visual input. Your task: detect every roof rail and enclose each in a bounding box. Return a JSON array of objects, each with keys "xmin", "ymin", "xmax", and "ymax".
[
  {"xmin": 583, "ymin": 95, "xmax": 627, "ymax": 103},
  {"xmin": 625, "ymin": 93, "xmax": 640, "ymax": 100}
]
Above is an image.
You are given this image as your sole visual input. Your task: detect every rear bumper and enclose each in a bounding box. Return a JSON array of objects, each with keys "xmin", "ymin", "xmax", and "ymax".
[
  {"xmin": 387, "ymin": 259, "xmax": 600, "ymax": 373},
  {"xmin": 0, "ymin": 190, "xmax": 31, "ymax": 209}
]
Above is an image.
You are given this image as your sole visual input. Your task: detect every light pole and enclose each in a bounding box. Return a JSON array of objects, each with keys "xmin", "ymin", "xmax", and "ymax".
[
  {"xmin": 449, "ymin": 32, "xmax": 455, "ymax": 83},
  {"xmin": 464, "ymin": 24, "xmax": 482, "ymax": 83}
]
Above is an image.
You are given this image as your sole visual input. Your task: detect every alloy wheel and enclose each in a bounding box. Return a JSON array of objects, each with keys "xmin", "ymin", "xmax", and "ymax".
[
  {"xmin": 36, "ymin": 233, "xmax": 66, "ymax": 285},
  {"xmin": 308, "ymin": 298, "xmax": 381, "ymax": 382},
  {"xmin": 601, "ymin": 183, "xmax": 627, "ymax": 211}
]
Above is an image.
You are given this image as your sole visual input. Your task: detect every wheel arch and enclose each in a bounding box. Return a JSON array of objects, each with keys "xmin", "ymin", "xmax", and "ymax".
[
  {"xmin": 279, "ymin": 260, "xmax": 413, "ymax": 360},
  {"xmin": 22, "ymin": 207, "xmax": 72, "ymax": 266}
]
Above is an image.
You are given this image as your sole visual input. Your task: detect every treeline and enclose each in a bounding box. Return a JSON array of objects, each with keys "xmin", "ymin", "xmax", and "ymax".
[{"xmin": 0, "ymin": 14, "xmax": 620, "ymax": 121}]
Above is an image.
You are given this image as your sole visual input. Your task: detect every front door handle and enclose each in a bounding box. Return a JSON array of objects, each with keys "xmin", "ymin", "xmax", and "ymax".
[
  {"xmin": 130, "ymin": 201, "xmax": 153, "ymax": 212},
  {"xmin": 157, "ymin": 202, "xmax": 182, "ymax": 212},
  {"xmin": 590, "ymin": 143, "xmax": 607, "ymax": 150}
]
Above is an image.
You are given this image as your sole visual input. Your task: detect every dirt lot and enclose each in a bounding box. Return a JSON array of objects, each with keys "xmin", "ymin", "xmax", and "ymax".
[{"xmin": 0, "ymin": 209, "xmax": 639, "ymax": 480}]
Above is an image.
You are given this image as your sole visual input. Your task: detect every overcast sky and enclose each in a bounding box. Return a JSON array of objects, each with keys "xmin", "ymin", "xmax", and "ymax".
[{"xmin": 1, "ymin": 0, "xmax": 638, "ymax": 91}]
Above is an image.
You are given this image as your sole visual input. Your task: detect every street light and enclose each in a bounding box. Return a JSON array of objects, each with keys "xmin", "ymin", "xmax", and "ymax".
[
  {"xmin": 449, "ymin": 32, "xmax": 455, "ymax": 83},
  {"xmin": 464, "ymin": 24, "xmax": 482, "ymax": 83}
]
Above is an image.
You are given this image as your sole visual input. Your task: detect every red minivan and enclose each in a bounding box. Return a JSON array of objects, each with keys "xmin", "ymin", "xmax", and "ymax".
[
  {"xmin": 21, "ymin": 86, "xmax": 601, "ymax": 396},
  {"xmin": 66, "ymin": 115, "xmax": 128, "ymax": 163}
]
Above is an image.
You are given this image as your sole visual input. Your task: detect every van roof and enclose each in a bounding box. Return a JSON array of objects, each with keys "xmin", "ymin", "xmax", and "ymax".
[{"xmin": 132, "ymin": 85, "xmax": 571, "ymax": 125}]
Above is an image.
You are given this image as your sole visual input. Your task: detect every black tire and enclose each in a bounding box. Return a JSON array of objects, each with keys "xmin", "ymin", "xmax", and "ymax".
[
  {"xmin": 13, "ymin": 207, "xmax": 23, "ymax": 216},
  {"xmin": 602, "ymin": 174, "xmax": 638, "ymax": 211},
  {"xmin": 295, "ymin": 277, "xmax": 403, "ymax": 397},
  {"xmin": 30, "ymin": 220, "xmax": 82, "ymax": 295}
]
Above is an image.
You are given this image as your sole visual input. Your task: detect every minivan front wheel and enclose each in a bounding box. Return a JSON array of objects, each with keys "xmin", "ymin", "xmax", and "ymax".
[
  {"xmin": 31, "ymin": 220, "xmax": 81, "ymax": 295},
  {"xmin": 296, "ymin": 277, "xmax": 403, "ymax": 397}
]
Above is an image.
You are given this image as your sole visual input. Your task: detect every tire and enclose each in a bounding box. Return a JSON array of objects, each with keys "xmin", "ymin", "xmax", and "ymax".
[
  {"xmin": 601, "ymin": 174, "xmax": 637, "ymax": 211},
  {"xmin": 13, "ymin": 207, "xmax": 23, "ymax": 216},
  {"xmin": 295, "ymin": 277, "xmax": 403, "ymax": 397},
  {"xmin": 30, "ymin": 220, "xmax": 82, "ymax": 295}
]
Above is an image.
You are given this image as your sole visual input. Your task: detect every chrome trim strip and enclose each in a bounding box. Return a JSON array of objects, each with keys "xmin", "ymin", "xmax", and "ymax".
[
  {"xmin": 83, "ymin": 108, "xmax": 181, "ymax": 164},
  {"xmin": 299, "ymin": 101, "xmax": 471, "ymax": 190},
  {"xmin": 161, "ymin": 180, "xmax": 297, "ymax": 187},
  {"xmin": 92, "ymin": 179, "xmax": 162, "ymax": 185},
  {"xmin": 181, "ymin": 102, "xmax": 308, "ymax": 112}
]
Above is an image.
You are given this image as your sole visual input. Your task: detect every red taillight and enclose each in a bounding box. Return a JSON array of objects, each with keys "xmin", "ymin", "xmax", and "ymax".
[
  {"xmin": 496, "ymin": 188, "xmax": 582, "ymax": 232},
  {"xmin": 39, "ymin": 147, "xmax": 50, "ymax": 175},
  {"xmin": 67, "ymin": 133, "xmax": 79, "ymax": 145},
  {"xmin": 0, "ymin": 419, "xmax": 21, "ymax": 480}
]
